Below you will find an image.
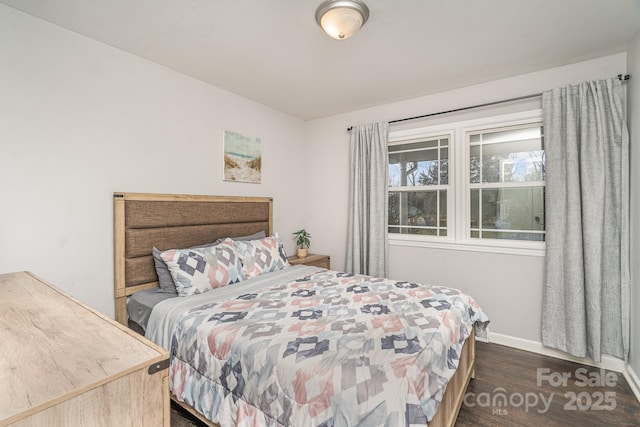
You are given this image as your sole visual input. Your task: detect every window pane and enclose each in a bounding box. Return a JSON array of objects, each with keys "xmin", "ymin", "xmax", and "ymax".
[
  {"xmin": 440, "ymin": 147, "xmax": 449, "ymax": 185},
  {"xmin": 477, "ymin": 230, "xmax": 544, "ymax": 241},
  {"xmin": 468, "ymin": 126, "xmax": 544, "ymax": 183},
  {"xmin": 470, "ymin": 189, "xmax": 480, "ymax": 229},
  {"xmin": 389, "ymin": 137, "xmax": 448, "ymax": 187},
  {"xmin": 469, "ymin": 145, "xmax": 481, "ymax": 184},
  {"xmin": 388, "ymin": 190, "xmax": 447, "ymax": 236},
  {"xmin": 389, "ymin": 150, "xmax": 438, "ymax": 187},
  {"xmin": 440, "ymin": 190, "xmax": 447, "ymax": 229},
  {"xmin": 469, "ymin": 187, "xmax": 545, "ymax": 241}
]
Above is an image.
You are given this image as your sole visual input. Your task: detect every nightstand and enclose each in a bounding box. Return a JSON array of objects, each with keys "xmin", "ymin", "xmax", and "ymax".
[{"xmin": 288, "ymin": 253, "xmax": 330, "ymax": 269}]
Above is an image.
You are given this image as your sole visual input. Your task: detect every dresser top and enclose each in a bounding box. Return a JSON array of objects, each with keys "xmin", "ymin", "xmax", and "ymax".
[{"xmin": 0, "ymin": 271, "xmax": 168, "ymax": 423}]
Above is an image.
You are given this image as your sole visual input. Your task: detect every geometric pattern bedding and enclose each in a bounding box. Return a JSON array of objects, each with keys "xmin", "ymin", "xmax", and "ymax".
[{"xmin": 167, "ymin": 269, "xmax": 489, "ymax": 427}]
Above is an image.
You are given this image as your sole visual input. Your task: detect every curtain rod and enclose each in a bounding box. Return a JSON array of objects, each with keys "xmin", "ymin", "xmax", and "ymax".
[{"xmin": 346, "ymin": 74, "xmax": 630, "ymax": 132}]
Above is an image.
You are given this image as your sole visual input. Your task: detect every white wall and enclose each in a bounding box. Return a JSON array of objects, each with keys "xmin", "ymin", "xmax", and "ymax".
[
  {"xmin": 628, "ymin": 30, "xmax": 640, "ymax": 381},
  {"xmin": 0, "ymin": 5, "xmax": 307, "ymax": 318},
  {"xmin": 305, "ymin": 53, "xmax": 627, "ymax": 342}
]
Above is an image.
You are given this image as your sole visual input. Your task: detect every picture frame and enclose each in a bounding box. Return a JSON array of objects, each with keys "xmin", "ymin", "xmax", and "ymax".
[{"xmin": 223, "ymin": 130, "xmax": 262, "ymax": 184}]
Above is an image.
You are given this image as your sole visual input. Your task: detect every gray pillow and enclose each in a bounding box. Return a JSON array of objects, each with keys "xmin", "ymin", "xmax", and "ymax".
[
  {"xmin": 153, "ymin": 230, "xmax": 267, "ymax": 294},
  {"xmin": 213, "ymin": 230, "xmax": 266, "ymax": 245},
  {"xmin": 152, "ymin": 246, "xmax": 181, "ymax": 294}
]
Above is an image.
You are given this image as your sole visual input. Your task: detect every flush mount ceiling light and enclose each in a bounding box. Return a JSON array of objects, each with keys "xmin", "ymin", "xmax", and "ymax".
[{"xmin": 315, "ymin": 0, "xmax": 370, "ymax": 40}]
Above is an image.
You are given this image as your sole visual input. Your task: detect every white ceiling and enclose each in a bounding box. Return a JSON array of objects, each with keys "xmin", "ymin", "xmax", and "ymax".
[{"xmin": 2, "ymin": 0, "xmax": 640, "ymax": 120}]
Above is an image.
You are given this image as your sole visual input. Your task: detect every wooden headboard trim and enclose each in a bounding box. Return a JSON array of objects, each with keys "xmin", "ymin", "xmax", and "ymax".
[{"xmin": 113, "ymin": 192, "xmax": 273, "ymax": 325}]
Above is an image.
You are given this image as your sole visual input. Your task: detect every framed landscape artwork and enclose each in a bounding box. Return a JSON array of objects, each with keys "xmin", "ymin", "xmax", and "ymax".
[{"xmin": 223, "ymin": 130, "xmax": 262, "ymax": 183}]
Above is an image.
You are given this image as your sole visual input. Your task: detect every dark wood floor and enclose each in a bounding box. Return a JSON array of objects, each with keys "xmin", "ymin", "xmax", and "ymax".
[
  {"xmin": 456, "ymin": 342, "xmax": 640, "ymax": 426},
  {"xmin": 171, "ymin": 342, "xmax": 640, "ymax": 426},
  {"xmin": 171, "ymin": 403, "xmax": 201, "ymax": 427}
]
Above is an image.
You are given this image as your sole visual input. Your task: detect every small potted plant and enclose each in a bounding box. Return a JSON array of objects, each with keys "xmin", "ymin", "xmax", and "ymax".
[{"xmin": 292, "ymin": 229, "xmax": 311, "ymax": 258}]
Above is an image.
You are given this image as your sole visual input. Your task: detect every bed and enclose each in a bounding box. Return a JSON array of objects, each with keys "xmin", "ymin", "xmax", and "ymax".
[{"xmin": 113, "ymin": 192, "xmax": 488, "ymax": 427}]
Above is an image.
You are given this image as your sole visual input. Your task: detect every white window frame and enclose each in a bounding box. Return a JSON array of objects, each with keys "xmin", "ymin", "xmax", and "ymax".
[{"xmin": 388, "ymin": 110, "xmax": 545, "ymax": 257}]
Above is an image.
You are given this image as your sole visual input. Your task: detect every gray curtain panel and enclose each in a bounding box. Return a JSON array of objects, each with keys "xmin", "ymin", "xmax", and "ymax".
[
  {"xmin": 346, "ymin": 122, "xmax": 389, "ymax": 277},
  {"xmin": 542, "ymin": 77, "xmax": 630, "ymax": 362}
]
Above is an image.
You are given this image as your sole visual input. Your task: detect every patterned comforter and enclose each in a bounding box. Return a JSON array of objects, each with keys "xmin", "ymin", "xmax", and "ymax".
[{"xmin": 146, "ymin": 266, "xmax": 489, "ymax": 427}]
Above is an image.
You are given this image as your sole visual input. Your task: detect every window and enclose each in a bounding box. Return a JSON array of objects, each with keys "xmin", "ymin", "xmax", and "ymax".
[
  {"xmin": 468, "ymin": 125, "xmax": 545, "ymax": 242},
  {"xmin": 388, "ymin": 134, "xmax": 450, "ymax": 236},
  {"xmin": 387, "ymin": 111, "xmax": 545, "ymax": 255}
]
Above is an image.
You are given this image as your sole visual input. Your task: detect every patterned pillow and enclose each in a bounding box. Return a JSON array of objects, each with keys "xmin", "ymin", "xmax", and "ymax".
[
  {"xmin": 152, "ymin": 231, "xmax": 267, "ymax": 294},
  {"xmin": 160, "ymin": 239, "xmax": 243, "ymax": 297},
  {"xmin": 234, "ymin": 234, "xmax": 290, "ymax": 279}
]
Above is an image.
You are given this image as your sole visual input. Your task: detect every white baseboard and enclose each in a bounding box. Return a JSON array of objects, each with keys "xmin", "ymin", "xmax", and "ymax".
[
  {"xmin": 480, "ymin": 331, "xmax": 640, "ymax": 404},
  {"xmin": 487, "ymin": 331, "xmax": 626, "ymax": 372},
  {"xmin": 623, "ymin": 364, "xmax": 640, "ymax": 404}
]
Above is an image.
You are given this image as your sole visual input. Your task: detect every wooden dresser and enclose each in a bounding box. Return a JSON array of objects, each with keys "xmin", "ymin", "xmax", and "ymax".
[
  {"xmin": 288, "ymin": 253, "xmax": 331, "ymax": 269},
  {"xmin": 0, "ymin": 272, "xmax": 169, "ymax": 426}
]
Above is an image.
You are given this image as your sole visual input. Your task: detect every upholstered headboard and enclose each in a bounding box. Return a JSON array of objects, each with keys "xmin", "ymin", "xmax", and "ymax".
[{"xmin": 113, "ymin": 192, "xmax": 273, "ymax": 325}]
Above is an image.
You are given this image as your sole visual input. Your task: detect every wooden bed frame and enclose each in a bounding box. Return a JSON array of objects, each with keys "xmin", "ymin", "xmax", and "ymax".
[{"xmin": 113, "ymin": 192, "xmax": 475, "ymax": 427}]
